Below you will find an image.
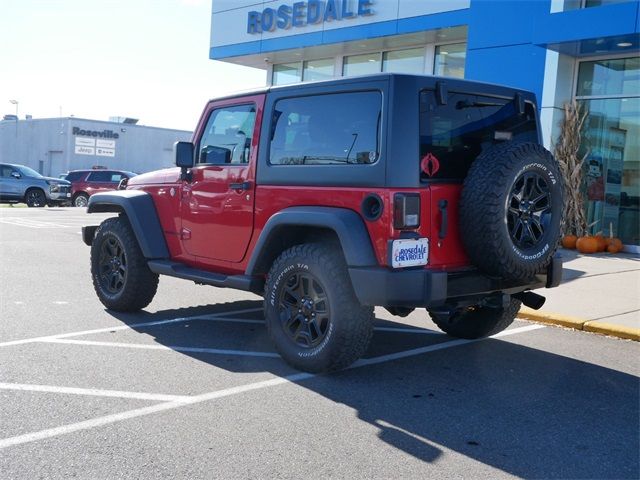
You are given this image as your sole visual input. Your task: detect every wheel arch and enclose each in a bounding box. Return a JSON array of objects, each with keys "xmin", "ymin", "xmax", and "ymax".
[
  {"xmin": 246, "ymin": 206, "xmax": 378, "ymax": 276},
  {"xmin": 24, "ymin": 186, "xmax": 45, "ymax": 199},
  {"xmin": 86, "ymin": 190, "xmax": 169, "ymax": 259}
]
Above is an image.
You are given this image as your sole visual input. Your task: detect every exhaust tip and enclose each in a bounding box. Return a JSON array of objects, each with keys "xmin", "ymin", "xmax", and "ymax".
[{"xmin": 514, "ymin": 292, "xmax": 546, "ymax": 310}]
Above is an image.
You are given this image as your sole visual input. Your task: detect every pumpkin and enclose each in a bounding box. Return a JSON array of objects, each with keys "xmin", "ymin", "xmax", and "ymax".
[
  {"xmin": 562, "ymin": 235, "xmax": 578, "ymax": 249},
  {"xmin": 595, "ymin": 234, "xmax": 607, "ymax": 252},
  {"xmin": 576, "ymin": 236, "xmax": 599, "ymax": 254},
  {"xmin": 607, "ymin": 238, "xmax": 623, "ymax": 253},
  {"xmin": 605, "ymin": 223, "xmax": 623, "ymax": 253}
]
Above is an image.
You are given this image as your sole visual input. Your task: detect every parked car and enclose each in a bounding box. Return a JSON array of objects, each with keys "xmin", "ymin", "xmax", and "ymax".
[
  {"xmin": 83, "ymin": 73, "xmax": 564, "ymax": 373},
  {"xmin": 64, "ymin": 169, "xmax": 138, "ymax": 207},
  {"xmin": 0, "ymin": 163, "xmax": 71, "ymax": 207}
]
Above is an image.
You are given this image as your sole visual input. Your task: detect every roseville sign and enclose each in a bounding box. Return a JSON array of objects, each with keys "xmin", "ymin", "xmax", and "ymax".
[{"xmin": 72, "ymin": 127, "xmax": 120, "ymax": 139}]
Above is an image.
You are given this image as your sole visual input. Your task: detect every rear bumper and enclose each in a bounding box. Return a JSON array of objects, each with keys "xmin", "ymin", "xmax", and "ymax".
[{"xmin": 349, "ymin": 255, "xmax": 562, "ymax": 308}]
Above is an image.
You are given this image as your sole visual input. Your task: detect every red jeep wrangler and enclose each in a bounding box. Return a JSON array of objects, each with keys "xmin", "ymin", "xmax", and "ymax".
[{"xmin": 83, "ymin": 74, "xmax": 563, "ymax": 373}]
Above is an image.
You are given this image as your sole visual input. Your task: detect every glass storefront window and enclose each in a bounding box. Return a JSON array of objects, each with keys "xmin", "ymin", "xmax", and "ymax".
[
  {"xmin": 273, "ymin": 63, "xmax": 302, "ymax": 85},
  {"xmin": 382, "ymin": 48, "xmax": 425, "ymax": 74},
  {"xmin": 579, "ymin": 97, "xmax": 640, "ymax": 245},
  {"xmin": 584, "ymin": 0, "xmax": 629, "ymax": 7},
  {"xmin": 434, "ymin": 43, "xmax": 466, "ymax": 79},
  {"xmin": 303, "ymin": 58, "xmax": 334, "ymax": 82},
  {"xmin": 343, "ymin": 53, "xmax": 381, "ymax": 77},
  {"xmin": 577, "ymin": 57, "xmax": 640, "ymax": 97}
]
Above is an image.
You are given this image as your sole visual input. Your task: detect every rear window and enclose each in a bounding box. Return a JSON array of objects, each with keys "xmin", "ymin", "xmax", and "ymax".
[
  {"xmin": 269, "ymin": 91, "xmax": 381, "ymax": 166},
  {"xmin": 419, "ymin": 91, "xmax": 538, "ymax": 181}
]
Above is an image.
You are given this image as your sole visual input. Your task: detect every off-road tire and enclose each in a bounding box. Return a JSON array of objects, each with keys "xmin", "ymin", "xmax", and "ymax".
[
  {"xmin": 73, "ymin": 193, "xmax": 89, "ymax": 208},
  {"xmin": 91, "ymin": 216, "xmax": 158, "ymax": 311},
  {"xmin": 429, "ymin": 299, "xmax": 521, "ymax": 339},
  {"xmin": 25, "ymin": 188, "xmax": 46, "ymax": 208},
  {"xmin": 264, "ymin": 243, "xmax": 374, "ymax": 373},
  {"xmin": 460, "ymin": 142, "xmax": 564, "ymax": 281}
]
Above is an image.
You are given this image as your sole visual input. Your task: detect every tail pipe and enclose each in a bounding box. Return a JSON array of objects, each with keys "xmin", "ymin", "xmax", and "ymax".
[{"xmin": 513, "ymin": 291, "xmax": 546, "ymax": 310}]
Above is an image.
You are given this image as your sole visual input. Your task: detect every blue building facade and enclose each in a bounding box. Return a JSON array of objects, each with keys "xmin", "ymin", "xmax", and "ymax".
[{"xmin": 210, "ymin": 0, "xmax": 639, "ymax": 248}]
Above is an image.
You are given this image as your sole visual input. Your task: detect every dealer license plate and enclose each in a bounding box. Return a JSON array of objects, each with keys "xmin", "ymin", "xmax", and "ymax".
[{"xmin": 391, "ymin": 238, "xmax": 429, "ymax": 268}]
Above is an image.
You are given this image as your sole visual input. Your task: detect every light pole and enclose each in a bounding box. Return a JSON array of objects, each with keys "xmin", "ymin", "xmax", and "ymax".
[{"xmin": 9, "ymin": 99, "xmax": 18, "ymax": 138}]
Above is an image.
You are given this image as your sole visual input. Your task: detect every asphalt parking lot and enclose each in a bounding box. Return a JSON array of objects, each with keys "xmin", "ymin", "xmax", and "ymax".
[{"xmin": 1, "ymin": 207, "xmax": 639, "ymax": 479}]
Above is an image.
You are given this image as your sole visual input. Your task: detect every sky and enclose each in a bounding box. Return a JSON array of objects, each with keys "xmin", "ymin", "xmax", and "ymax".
[{"xmin": 0, "ymin": 0, "xmax": 266, "ymax": 131}]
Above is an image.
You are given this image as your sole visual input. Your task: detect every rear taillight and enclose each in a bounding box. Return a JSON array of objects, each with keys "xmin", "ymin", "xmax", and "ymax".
[{"xmin": 393, "ymin": 193, "xmax": 420, "ymax": 229}]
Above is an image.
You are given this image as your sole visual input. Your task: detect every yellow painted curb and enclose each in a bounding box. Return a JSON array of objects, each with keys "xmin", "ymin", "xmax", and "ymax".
[
  {"xmin": 517, "ymin": 307, "xmax": 640, "ymax": 342},
  {"xmin": 583, "ymin": 321, "xmax": 640, "ymax": 341},
  {"xmin": 517, "ymin": 307, "xmax": 587, "ymax": 329}
]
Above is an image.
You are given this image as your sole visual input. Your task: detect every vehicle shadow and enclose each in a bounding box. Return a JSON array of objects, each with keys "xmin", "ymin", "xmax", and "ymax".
[{"xmin": 107, "ymin": 302, "xmax": 639, "ymax": 479}]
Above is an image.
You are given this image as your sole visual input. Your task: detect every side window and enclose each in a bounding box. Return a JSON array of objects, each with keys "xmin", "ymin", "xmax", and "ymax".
[
  {"xmin": 87, "ymin": 171, "xmax": 112, "ymax": 182},
  {"xmin": 1, "ymin": 166, "xmax": 14, "ymax": 178},
  {"xmin": 110, "ymin": 173, "xmax": 124, "ymax": 182},
  {"xmin": 198, "ymin": 104, "xmax": 256, "ymax": 165},
  {"xmin": 269, "ymin": 91, "xmax": 381, "ymax": 165}
]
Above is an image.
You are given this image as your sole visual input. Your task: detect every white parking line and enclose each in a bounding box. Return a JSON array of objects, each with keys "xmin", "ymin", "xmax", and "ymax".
[
  {"xmin": 0, "ymin": 382, "xmax": 192, "ymax": 403},
  {"xmin": 0, "ymin": 324, "xmax": 545, "ymax": 450},
  {"xmin": 44, "ymin": 338, "xmax": 280, "ymax": 358},
  {"xmin": 0, "ymin": 308, "xmax": 264, "ymax": 347},
  {"xmin": 353, "ymin": 324, "xmax": 545, "ymax": 367},
  {"xmin": 374, "ymin": 326, "xmax": 439, "ymax": 335},
  {"xmin": 0, "ymin": 218, "xmax": 73, "ymax": 228}
]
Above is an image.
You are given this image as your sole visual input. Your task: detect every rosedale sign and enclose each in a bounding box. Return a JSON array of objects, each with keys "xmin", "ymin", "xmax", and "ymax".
[{"xmin": 247, "ymin": 0, "xmax": 374, "ymax": 34}]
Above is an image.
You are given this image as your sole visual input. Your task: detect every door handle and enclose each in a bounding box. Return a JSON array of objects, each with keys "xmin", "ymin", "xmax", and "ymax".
[{"xmin": 229, "ymin": 181, "xmax": 252, "ymax": 191}]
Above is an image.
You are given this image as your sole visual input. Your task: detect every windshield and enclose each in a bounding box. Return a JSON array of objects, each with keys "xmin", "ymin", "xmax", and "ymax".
[{"xmin": 16, "ymin": 165, "xmax": 44, "ymax": 178}]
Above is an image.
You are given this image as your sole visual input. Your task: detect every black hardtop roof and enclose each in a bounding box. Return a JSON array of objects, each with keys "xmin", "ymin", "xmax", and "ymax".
[{"xmin": 208, "ymin": 73, "xmax": 536, "ymax": 104}]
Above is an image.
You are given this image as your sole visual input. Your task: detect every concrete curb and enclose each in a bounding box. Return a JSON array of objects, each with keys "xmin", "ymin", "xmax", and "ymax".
[{"xmin": 518, "ymin": 307, "xmax": 640, "ymax": 342}]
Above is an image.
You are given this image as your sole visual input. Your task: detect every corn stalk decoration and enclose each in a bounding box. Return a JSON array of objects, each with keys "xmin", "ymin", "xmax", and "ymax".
[{"xmin": 554, "ymin": 100, "xmax": 589, "ymax": 237}]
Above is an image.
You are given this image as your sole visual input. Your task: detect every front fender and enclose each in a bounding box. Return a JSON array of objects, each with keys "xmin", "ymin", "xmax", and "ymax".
[
  {"xmin": 86, "ymin": 190, "xmax": 169, "ymax": 259},
  {"xmin": 246, "ymin": 206, "xmax": 378, "ymax": 275}
]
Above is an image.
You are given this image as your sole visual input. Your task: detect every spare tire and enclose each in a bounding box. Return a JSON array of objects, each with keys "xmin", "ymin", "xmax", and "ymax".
[{"xmin": 459, "ymin": 142, "xmax": 563, "ymax": 281}]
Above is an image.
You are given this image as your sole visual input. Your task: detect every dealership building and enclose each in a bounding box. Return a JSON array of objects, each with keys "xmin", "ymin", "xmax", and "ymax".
[
  {"xmin": 210, "ymin": 0, "xmax": 639, "ymax": 248},
  {"xmin": 0, "ymin": 117, "xmax": 191, "ymax": 178}
]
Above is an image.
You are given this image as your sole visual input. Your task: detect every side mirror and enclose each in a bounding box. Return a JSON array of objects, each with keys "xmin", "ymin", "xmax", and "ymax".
[
  {"xmin": 10, "ymin": 171, "xmax": 21, "ymax": 179},
  {"xmin": 175, "ymin": 141, "xmax": 195, "ymax": 169}
]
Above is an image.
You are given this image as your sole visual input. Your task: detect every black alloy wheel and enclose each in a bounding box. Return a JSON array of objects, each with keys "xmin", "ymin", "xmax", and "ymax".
[
  {"xmin": 507, "ymin": 171, "xmax": 551, "ymax": 250},
  {"xmin": 26, "ymin": 189, "xmax": 46, "ymax": 207},
  {"xmin": 90, "ymin": 217, "xmax": 158, "ymax": 311},
  {"xmin": 278, "ymin": 271, "xmax": 331, "ymax": 349},
  {"xmin": 264, "ymin": 243, "xmax": 374, "ymax": 372},
  {"xmin": 98, "ymin": 236, "xmax": 127, "ymax": 295},
  {"xmin": 459, "ymin": 142, "xmax": 564, "ymax": 281}
]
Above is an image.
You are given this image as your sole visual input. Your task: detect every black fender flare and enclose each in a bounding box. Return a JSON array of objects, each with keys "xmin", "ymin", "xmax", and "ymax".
[
  {"xmin": 246, "ymin": 206, "xmax": 378, "ymax": 275},
  {"xmin": 85, "ymin": 190, "xmax": 169, "ymax": 259}
]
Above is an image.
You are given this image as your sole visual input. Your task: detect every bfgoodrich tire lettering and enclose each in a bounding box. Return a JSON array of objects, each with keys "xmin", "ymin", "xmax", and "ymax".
[
  {"xmin": 264, "ymin": 243, "xmax": 374, "ymax": 373},
  {"xmin": 460, "ymin": 142, "xmax": 564, "ymax": 281},
  {"xmin": 90, "ymin": 216, "xmax": 158, "ymax": 311}
]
